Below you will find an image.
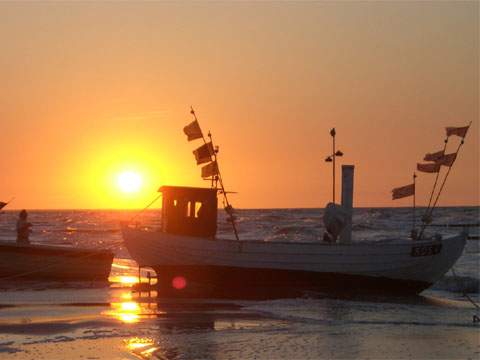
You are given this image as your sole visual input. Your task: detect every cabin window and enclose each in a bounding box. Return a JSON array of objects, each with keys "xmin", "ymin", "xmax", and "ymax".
[
  {"xmin": 194, "ymin": 202, "xmax": 202, "ymax": 218},
  {"xmin": 183, "ymin": 201, "xmax": 204, "ymax": 218}
]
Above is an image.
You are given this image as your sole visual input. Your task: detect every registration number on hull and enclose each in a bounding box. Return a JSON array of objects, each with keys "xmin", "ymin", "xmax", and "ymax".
[{"xmin": 411, "ymin": 244, "xmax": 442, "ymax": 257}]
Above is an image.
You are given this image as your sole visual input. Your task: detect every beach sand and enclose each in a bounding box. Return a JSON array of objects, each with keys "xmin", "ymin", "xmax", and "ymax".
[{"xmin": 1, "ymin": 286, "xmax": 479, "ymax": 360}]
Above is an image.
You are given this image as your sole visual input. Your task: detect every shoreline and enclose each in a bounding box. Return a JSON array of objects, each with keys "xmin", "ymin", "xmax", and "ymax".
[{"xmin": 1, "ymin": 290, "xmax": 478, "ymax": 359}]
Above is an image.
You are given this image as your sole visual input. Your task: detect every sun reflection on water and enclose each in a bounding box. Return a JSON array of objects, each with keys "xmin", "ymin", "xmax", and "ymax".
[
  {"xmin": 126, "ymin": 337, "xmax": 154, "ymax": 350},
  {"xmin": 121, "ymin": 292, "xmax": 133, "ymax": 300},
  {"xmin": 106, "ymin": 300, "xmax": 141, "ymax": 323},
  {"xmin": 104, "ymin": 290, "xmax": 161, "ymax": 324},
  {"xmin": 125, "ymin": 337, "xmax": 160, "ymax": 358},
  {"xmin": 109, "ymin": 275, "xmax": 139, "ymax": 286},
  {"xmin": 109, "ymin": 273, "xmax": 158, "ymax": 288}
]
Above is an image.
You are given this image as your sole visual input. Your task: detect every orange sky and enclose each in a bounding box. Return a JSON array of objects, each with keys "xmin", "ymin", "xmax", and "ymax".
[{"xmin": 0, "ymin": 2, "xmax": 478, "ymax": 209}]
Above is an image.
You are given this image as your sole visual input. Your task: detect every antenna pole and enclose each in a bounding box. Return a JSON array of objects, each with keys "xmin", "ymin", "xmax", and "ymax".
[
  {"xmin": 332, "ymin": 129, "xmax": 336, "ymax": 203},
  {"xmin": 325, "ymin": 128, "xmax": 343, "ymax": 204}
]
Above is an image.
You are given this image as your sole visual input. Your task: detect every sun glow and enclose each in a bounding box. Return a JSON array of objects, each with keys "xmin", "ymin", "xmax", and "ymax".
[
  {"xmin": 80, "ymin": 141, "xmax": 186, "ymax": 209},
  {"xmin": 117, "ymin": 171, "xmax": 142, "ymax": 193}
]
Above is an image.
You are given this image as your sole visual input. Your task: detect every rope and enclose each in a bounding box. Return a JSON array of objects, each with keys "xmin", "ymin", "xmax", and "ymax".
[
  {"xmin": 424, "ymin": 139, "xmax": 448, "ymax": 213},
  {"xmin": 129, "ymin": 193, "xmax": 162, "ymax": 223},
  {"xmin": 450, "ymin": 267, "xmax": 480, "ymax": 310},
  {"xmin": 450, "ymin": 267, "xmax": 480, "ymax": 324}
]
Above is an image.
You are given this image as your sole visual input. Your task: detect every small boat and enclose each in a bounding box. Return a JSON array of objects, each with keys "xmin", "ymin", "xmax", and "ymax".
[
  {"xmin": 0, "ymin": 241, "xmax": 114, "ymax": 282},
  {"xmin": 122, "ymin": 112, "xmax": 470, "ymax": 297}
]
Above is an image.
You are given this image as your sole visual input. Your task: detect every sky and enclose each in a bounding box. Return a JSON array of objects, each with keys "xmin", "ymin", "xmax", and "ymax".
[{"xmin": 0, "ymin": 1, "xmax": 478, "ymax": 209}]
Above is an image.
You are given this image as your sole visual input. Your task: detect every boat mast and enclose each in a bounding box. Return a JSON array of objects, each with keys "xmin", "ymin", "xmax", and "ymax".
[
  {"xmin": 189, "ymin": 108, "xmax": 240, "ymax": 242},
  {"xmin": 207, "ymin": 132, "xmax": 240, "ymax": 242},
  {"xmin": 418, "ymin": 126, "xmax": 470, "ymax": 239},
  {"xmin": 424, "ymin": 136, "xmax": 448, "ymax": 217}
]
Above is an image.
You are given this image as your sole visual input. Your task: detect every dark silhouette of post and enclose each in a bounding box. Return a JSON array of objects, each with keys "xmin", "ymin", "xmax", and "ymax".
[{"xmin": 412, "ymin": 172, "xmax": 417, "ymax": 239}]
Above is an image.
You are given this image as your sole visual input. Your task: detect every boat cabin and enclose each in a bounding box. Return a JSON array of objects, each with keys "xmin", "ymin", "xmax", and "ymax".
[{"xmin": 159, "ymin": 186, "xmax": 218, "ymax": 238}]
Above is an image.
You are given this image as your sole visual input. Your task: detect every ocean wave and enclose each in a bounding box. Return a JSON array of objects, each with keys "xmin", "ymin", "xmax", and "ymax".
[
  {"xmin": 273, "ymin": 226, "xmax": 305, "ymax": 235},
  {"xmin": 259, "ymin": 214, "xmax": 289, "ymax": 221},
  {"xmin": 0, "ymin": 341, "xmax": 21, "ymax": 354},
  {"xmin": 63, "ymin": 227, "xmax": 120, "ymax": 234},
  {"xmin": 352, "ymin": 223, "xmax": 376, "ymax": 231},
  {"xmin": 432, "ymin": 275, "xmax": 479, "ymax": 294}
]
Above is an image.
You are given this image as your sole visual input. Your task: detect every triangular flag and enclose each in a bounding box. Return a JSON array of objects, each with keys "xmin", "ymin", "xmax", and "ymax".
[{"xmin": 446, "ymin": 125, "xmax": 469, "ymax": 138}]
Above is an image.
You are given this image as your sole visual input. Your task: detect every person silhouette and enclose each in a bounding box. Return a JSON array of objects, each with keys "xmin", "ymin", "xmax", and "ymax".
[{"xmin": 16, "ymin": 209, "xmax": 32, "ymax": 245}]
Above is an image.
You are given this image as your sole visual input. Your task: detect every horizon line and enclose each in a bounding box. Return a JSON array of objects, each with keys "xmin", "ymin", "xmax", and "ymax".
[{"xmin": 1, "ymin": 205, "xmax": 479, "ymax": 212}]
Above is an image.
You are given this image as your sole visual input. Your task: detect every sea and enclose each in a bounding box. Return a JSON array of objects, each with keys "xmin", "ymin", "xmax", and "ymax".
[{"xmin": 0, "ymin": 207, "xmax": 478, "ymax": 359}]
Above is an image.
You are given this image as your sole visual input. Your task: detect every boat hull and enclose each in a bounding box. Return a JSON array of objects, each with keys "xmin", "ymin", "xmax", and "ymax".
[
  {"xmin": 122, "ymin": 227, "xmax": 466, "ymax": 297},
  {"xmin": 0, "ymin": 241, "xmax": 114, "ymax": 282},
  {"xmin": 151, "ymin": 264, "xmax": 431, "ymax": 298}
]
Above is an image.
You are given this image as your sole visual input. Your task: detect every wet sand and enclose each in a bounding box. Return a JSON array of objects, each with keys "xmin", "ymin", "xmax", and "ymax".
[{"xmin": 1, "ymin": 286, "xmax": 479, "ymax": 360}]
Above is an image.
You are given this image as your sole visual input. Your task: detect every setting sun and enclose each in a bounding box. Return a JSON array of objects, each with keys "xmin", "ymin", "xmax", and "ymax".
[{"xmin": 117, "ymin": 171, "xmax": 142, "ymax": 194}]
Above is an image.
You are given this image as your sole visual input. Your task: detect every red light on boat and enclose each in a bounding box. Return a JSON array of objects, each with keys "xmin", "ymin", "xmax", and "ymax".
[{"xmin": 172, "ymin": 276, "xmax": 187, "ymax": 290}]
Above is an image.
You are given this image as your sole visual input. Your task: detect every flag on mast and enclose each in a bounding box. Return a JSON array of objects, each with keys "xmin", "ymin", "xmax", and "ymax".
[
  {"xmin": 183, "ymin": 120, "xmax": 203, "ymax": 141},
  {"xmin": 424, "ymin": 150, "xmax": 445, "ymax": 162},
  {"xmin": 0, "ymin": 202, "xmax": 7, "ymax": 210},
  {"xmin": 193, "ymin": 142, "xmax": 215, "ymax": 165},
  {"xmin": 392, "ymin": 183, "xmax": 415, "ymax": 200},
  {"xmin": 436, "ymin": 153, "xmax": 457, "ymax": 167},
  {"xmin": 417, "ymin": 163, "xmax": 441, "ymax": 173},
  {"xmin": 201, "ymin": 161, "xmax": 219, "ymax": 178},
  {"xmin": 446, "ymin": 125, "xmax": 469, "ymax": 138}
]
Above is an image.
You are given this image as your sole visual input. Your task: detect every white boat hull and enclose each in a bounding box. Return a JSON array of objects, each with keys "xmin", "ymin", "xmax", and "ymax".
[
  {"xmin": 122, "ymin": 227, "xmax": 467, "ymax": 296},
  {"xmin": 0, "ymin": 241, "xmax": 114, "ymax": 282}
]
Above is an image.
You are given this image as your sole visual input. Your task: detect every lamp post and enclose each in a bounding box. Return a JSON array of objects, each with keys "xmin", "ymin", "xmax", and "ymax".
[{"xmin": 324, "ymin": 128, "xmax": 343, "ymax": 203}]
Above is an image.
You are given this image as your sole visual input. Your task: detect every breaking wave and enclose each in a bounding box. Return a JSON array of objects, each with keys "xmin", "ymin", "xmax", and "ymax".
[{"xmin": 433, "ymin": 275, "xmax": 479, "ymax": 294}]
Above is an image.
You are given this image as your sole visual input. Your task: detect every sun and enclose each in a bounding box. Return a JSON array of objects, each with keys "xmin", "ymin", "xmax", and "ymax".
[{"xmin": 117, "ymin": 171, "xmax": 142, "ymax": 193}]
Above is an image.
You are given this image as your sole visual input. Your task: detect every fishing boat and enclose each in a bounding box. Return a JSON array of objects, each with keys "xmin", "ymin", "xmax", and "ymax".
[
  {"xmin": 0, "ymin": 200, "xmax": 114, "ymax": 282},
  {"xmin": 122, "ymin": 186, "xmax": 466, "ymax": 297},
  {"xmin": 0, "ymin": 240, "xmax": 114, "ymax": 281},
  {"xmin": 122, "ymin": 110, "xmax": 470, "ymax": 297}
]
